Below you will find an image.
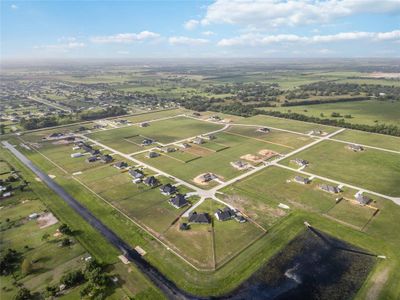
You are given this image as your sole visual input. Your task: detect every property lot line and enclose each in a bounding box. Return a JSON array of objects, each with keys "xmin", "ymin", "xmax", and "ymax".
[
  {"xmin": 71, "ymin": 176, "xmax": 205, "ymax": 272},
  {"xmin": 274, "ymin": 163, "xmax": 400, "ymax": 206},
  {"xmin": 16, "ymin": 136, "xmax": 69, "ymax": 174},
  {"xmin": 329, "ymin": 138, "xmax": 400, "ymax": 155},
  {"xmin": 224, "ymin": 130, "xmax": 294, "ymax": 149},
  {"xmin": 1, "ymin": 141, "xmax": 192, "ymax": 300},
  {"xmin": 79, "ymin": 134, "xmax": 201, "ymax": 192}
]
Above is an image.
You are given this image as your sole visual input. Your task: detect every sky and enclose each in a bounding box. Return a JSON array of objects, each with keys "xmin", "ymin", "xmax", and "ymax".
[{"xmin": 1, "ymin": 0, "xmax": 400, "ymax": 60}]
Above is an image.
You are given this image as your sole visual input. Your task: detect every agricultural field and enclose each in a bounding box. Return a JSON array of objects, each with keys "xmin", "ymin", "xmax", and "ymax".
[
  {"xmin": 281, "ymin": 140, "xmax": 400, "ymax": 197},
  {"xmin": 262, "ymin": 100, "xmax": 400, "ymax": 126}
]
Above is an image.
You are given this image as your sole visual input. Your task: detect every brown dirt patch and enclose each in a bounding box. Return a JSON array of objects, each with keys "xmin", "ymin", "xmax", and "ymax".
[
  {"xmin": 241, "ymin": 149, "xmax": 278, "ymax": 163},
  {"xmin": 185, "ymin": 145, "xmax": 213, "ymax": 157},
  {"xmin": 37, "ymin": 212, "xmax": 59, "ymax": 229}
]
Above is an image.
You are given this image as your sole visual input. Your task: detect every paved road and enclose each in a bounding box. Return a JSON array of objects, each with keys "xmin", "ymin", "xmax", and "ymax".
[
  {"xmin": 28, "ymin": 96, "xmax": 72, "ymax": 112},
  {"xmin": 2, "ymin": 141, "xmax": 199, "ymax": 300}
]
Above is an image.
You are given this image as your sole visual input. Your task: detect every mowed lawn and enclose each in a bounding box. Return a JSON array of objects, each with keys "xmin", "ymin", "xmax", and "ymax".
[
  {"xmin": 134, "ymin": 132, "xmax": 290, "ymax": 185},
  {"xmin": 335, "ymin": 129, "xmax": 400, "ymax": 152},
  {"xmin": 281, "ymin": 140, "xmax": 400, "ymax": 197},
  {"xmin": 240, "ymin": 114, "xmax": 337, "ymax": 134},
  {"xmin": 86, "ymin": 116, "xmax": 223, "ymax": 153},
  {"xmin": 264, "ymin": 100, "xmax": 400, "ymax": 126},
  {"xmin": 225, "ymin": 125, "xmax": 314, "ymax": 150},
  {"xmin": 221, "ymin": 167, "xmax": 338, "ymax": 227}
]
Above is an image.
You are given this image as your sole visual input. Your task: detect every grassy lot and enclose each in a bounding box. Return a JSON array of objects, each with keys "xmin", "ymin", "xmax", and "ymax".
[
  {"xmin": 116, "ymin": 108, "xmax": 187, "ymax": 123},
  {"xmin": 334, "ymin": 129, "xmax": 400, "ymax": 152},
  {"xmin": 225, "ymin": 125, "xmax": 314, "ymax": 149},
  {"xmin": 134, "ymin": 132, "xmax": 290, "ymax": 186},
  {"xmin": 240, "ymin": 114, "xmax": 337, "ymax": 134},
  {"xmin": 262, "ymin": 100, "xmax": 400, "ymax": 126},
  {"xmin": 281, "ymin": 140, "xmax": 400, "ymax": 197},
  {"xmin": 86, "ymin": 116, "xmax": 223, "ymax": 153}
]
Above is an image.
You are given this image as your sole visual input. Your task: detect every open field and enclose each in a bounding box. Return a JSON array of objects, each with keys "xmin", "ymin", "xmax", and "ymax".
[
  {"xmin": 334, "ymin": 129, "xmax": 400, "ymax": 152},
  {"xmin": 86, "ymin": 116, "xmax": 223, "ymax": 153},
  {"xmin": 134, "ymin": 132, "xmax": 291, "ymax": 186},
  {"xmin": 281, "ymin": 140, "xmax": 400, "ymax": 197},
  {"xmin": 239, "ymin": 114, "xmax": 337, "ymax": 134},
  {"xmin": 262, "ymin": 100, "xmax": 400, "ymax": 126}
]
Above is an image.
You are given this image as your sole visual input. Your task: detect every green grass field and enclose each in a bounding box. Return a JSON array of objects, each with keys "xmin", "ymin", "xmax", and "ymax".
[
  {"xmin": 335, "ymin": 129, "xmax": 400, "ymax": 152},
  {"xmin": 240, "ymin": 114, "xmax": 337, "ymax": 134},
  {"xmin": 134, "ymin": 132, "xmax": 291, "ymax": 186},
  {"xmin": 281, "ymin": 140, "xmax": 400, "ymax": 197},
  {"xmin": 262, "ymin": 100, "xmax": 400, "ymax": 126}
]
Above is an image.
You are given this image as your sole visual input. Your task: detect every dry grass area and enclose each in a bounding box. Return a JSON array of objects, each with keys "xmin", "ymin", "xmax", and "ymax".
[{"xmin": 37, "ymin": 212, "xmax": 59, "ymax": 228}]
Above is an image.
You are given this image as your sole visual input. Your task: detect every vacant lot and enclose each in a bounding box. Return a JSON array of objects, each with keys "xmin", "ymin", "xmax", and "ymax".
[
  {"xmin": 281, "ymin": 140, "xmax": 400, "ymax": 197},
  {"xmin": 264, "ymin": 100, "xmax": 400, "ymax": 126},
  {"xmin": 240, "ymin": 115, "xmax": 337, "ymax": 134},
  {"xmin": 334, "ymin": 130, "xmax": 400, "ymax": 152},
  {"xmin": 86, "ymin": 116, "xmax": 223, "ymax": 153}
]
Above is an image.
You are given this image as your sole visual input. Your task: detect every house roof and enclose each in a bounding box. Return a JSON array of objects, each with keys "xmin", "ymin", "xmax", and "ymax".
[
  {"xmin": 215, "ymin": 207, "xmax": 235, "ymax": 221},
  {"xmin": 188, "ymin": 212, "xmax": 210, "ymax": 224},
  {"xmin": 320, "ymin": 184, "xmax": 340, "ymax": 193},
  {"xmin": 169, "ymin": 194, "xmax": 188, "ymax": 208},
  {"xmin": 294, "ymin": 176, "xmax": 310, "ymax": 183},
  {"xmin": 160, "ymin": 183, "xmax": 177, "ymax": 194},
  {"xmin": 129, "ymin": 169, "xmax": 144, "ymax": 178},
  {"xmin": 144, "ymin": 176, "xmax": 158, "ymax": 186},
  {"xmin": 355, "ymin": 194, "xmax": 371, "ymax": 205}
]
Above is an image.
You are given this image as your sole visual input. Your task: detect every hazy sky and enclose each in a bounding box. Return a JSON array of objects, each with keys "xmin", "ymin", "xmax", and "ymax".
[{"xmin": 1, "ymin": 0, "xmax": 400, "ymax": 60}]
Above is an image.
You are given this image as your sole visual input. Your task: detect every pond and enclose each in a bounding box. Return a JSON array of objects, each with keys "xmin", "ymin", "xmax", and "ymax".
[{"xmin": 220, "ymin": 228, "xmax": 376, "ymax": 300}]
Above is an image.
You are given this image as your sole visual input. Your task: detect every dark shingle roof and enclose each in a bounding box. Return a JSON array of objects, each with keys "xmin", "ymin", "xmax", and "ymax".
[
  {"xmin": 188, "ymin": 212, "xmax": 210, "ymax": 224},
  {"xmin": 169, "ymin": 194, "xmax": 188, "ymax": 208}
]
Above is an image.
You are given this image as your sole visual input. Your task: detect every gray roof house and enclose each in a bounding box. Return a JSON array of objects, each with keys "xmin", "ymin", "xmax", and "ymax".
[
  {"xmin": 294, "ymin": 176, "xmax": 311, "ymax": 184},
  {"xmin": 200, "ymin": 173, "xmax": 216, "ymax": 182},
  {"xmin": 147, "ymin": 151, "xmax": 159, "ymax": 158},
  {"xmin": 142, "ymin": 139, "xmax": 154, "ymax": 146},
  {"xmin": 86, "ymin": 156, "xmax": 97, "ymax": 163},
  {"xmin": 215, "ymin": 207, "xmax": 236, "ymax": 221},
  {"xmin": 355, "ymin": 193, "xmax": 371, "ymax": 205},
  {"xmin": 114, "ymin": 161, "xmax": 128, "ymax": 169},
  {"xmin": 319, "ymin": 184, "xmax": 341, "ymax": 194},
  {"xmin": 144, "ymin": 176, "xmax": 158, "ymax": 187},
  {"xmin": 348, "ymin": 144, "xmax": 364, "ymax": 152},
  {"xmin": 188, "ymin": 212, "xmax": 210, "ymax": 224},
  {"xmin": 160, "ymin": 183, "xmax": 177, "ymax": 195},
  {"xmin": 192, "ymin": 137, "xmax": 204, "ymax": 145},
  {"xmin": 100, "ymin": 154, "xmax": 113, "ymax": 163},
  {"xmin": 292, "ymin": 158, "xmax": 309, "ymax": 167},
  {"xmin": 256, "ymin": 127, "xmax": 270, "ymax": 133},
  {"xmin": 169, "ymin": 194, "xmax": 189, "ymax": 209}
]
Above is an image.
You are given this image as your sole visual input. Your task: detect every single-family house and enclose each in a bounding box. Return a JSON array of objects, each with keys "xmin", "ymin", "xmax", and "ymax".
[
  {"xmin": 203, "ymin": 134, "xmax": 216, "ymax": 141},
  {"xmin": 192, "ymin": 112, "xmax": 201, "ymax": 117},
  {"xmin": 215, "ymin": 207, "xmax": 236, "ymax": 221},
  {"xmin": 355, "ymin": 193, "xmax": 371, "ymax": 205},
  {"xmin": 347, "ymin": 144, "xmax": 364, "ymax": 152},
  {"xmin": 200, "ymin": 173, "xmax": 216, "ymax": 182},
  {"xmin": 169, "ymin": 194, "xmax": 189, "ymax": 209},
  {"xmin": 147, "ymin": 151, "xmax": 159, "ymax": 158},
  {"xmin": 140, "ymin": 122, "xmax": 149, "ymax": 127},
  {"xmin": 188, "ymin": 212, "xmax": 210, "ymax": 224},
  {"xmin": 256, "ymin": 127, "xmax": 270, "ymax": 133},
  {"xmin": 294, "ymin": 176, "xmax": 311, "ymax": 184},
  {"xmin": 161, "ymin": 147, "xmax": 176, "ymax": 153},
  {"xmin": 160, "ymin": 183, "xmax": 177, "ymax": 195},
  {"xmin": 114, "ymin": 161, "xmax": 128, "ymax": 169},
  {"xmin": 144, "ymin": 176, "xmax": 158, "ymax": 187},
  {"xmin": 319, "ymin": 184, "xmax": 341, "ymax": 194},
  {"xmin": 230, "ymin": 160, "xmax": 249, "ymax": 170},
  {"xmin": 292, "ymin": 158, "xmax": 309, "ymax": 167},
  {"xmin": 86, "ymin": 156, "xmax": 97, "ymax": 163},
  {"xmin": 178, "ymin": 143, "xmax": 191, "ymax": 149},
  {"xmin": 142, "ymin": 139, "xmax": 154, "ymax": 146},
  {"xmin": 192, "ymin": 137, "xmax": 204, "ymax": 145},
  {"xmin": 100, "ymin": 154, "xmax": 113, "ymax": 163}
]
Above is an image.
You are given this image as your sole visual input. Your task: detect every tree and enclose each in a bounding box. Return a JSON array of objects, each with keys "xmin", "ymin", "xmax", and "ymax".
[
  {"xmin": 41, "ymin": 233, "xmax": 50, "ymax": 242},
  {"xmin": 58, "ymin": 224, "xmax": 72, "ymax": 235},
  {"xmin": 61, "ymin": 238, "xmax": 71, "ymax": 247},
  {"xmin": 14, "ymin": 287, "xmax": 31, "ymax": 300},
  {"xmin": 60, "ymin": 270, "xmax": 84, "ymax": 287}
]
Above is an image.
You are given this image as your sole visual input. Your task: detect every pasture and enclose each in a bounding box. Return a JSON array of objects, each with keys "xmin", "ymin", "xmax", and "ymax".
[
  {"xmin": 264, "ymin": 100, "xmax": 400, "ymax": 126},
  {"xmin": 239, "ymin": 114, "xmax": 337, "ymax": 134},
  {"xmin": 281, "ymin": 140, "xmax": 400, "ymax": 197}
]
